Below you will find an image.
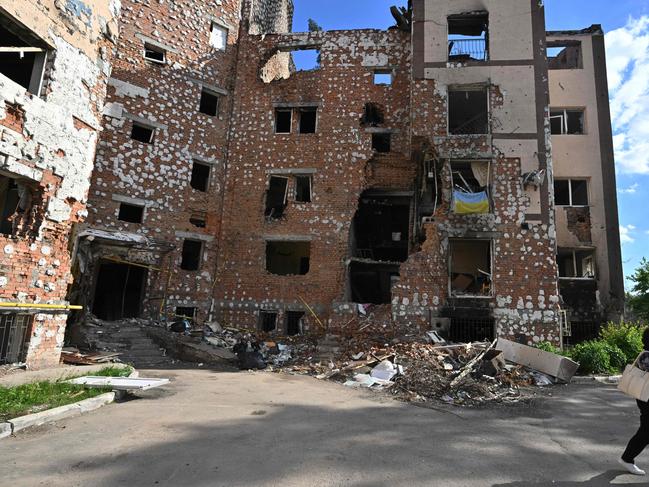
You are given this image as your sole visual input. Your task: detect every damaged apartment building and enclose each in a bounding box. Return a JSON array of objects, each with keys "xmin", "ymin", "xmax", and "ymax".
[{"xmin": 0, "ymin": 0, "xmax": 623, "ymax": 368}]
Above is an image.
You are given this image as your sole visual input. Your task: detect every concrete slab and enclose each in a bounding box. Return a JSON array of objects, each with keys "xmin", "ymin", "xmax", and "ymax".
[
  {"xmin": 0, "ymin": 363, "xmax": 131, "ymax": 387},
  {"xmin": 0, "ymin": 422, "xmax": 12, "ymax": 439}
]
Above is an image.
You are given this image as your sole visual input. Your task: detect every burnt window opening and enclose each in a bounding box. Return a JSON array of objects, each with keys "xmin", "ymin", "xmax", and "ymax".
[
  {"xmin": 266, "ymin": 241, "xmax": 310, "ymax": 276},
  {"xmin": 349, "ymin": 261, "xmax": 399, "ymax": 305},
  {"xmin": 131, "ymin": 123, "xmax": 155, "ymax": 144},
  {"xmin": 448, "ymin": 13, "xmax": 489, "ymax": 62},
  {"xmin": 0, "ymin": 175, "xmax": 34, "ymax": 235},
  {"xmin": 352, "ymin": 192, "xmax": 410, "ymax": 263},
  {"xmin": 259, "ymin": 311, "xmax": 278, "ymax": 333},
  {"xmin": 298, "ymin": 107, "xmax": 317, "ymax": 134},
  {"xmin": 117, "ymin": 203, "xmax": 144, "ymax": 224},
  {"xmin": 373, "ymin": 70, "xmax": 392, "ymax": 85},
  {"xmin": 362, "ymin": 103, "xmax": 385, "ymax": 126},
  {"xmin": 0, "ymin": 314, "xmax": 32, "ymax": 365},
  {"xmin": 209, "ymin": 23, "xmax": 228, "ymax": 51},
  {"xmin": 547, "ymin": 41, "xmax": 583, "ymax": 70},
  {"xmin": 372, "ymin": 133, "xmax": 391, "ymax": 153},
  {"xmin": 199, "ymin": 89, "xmax": 219, "ymax": 116},
  {"xmin": 450, "ymin": 239, "xmax": 492, "ymax": 297},
  {"xmin": 294, "ymin": 175, "xmax": 312, "ymax": 203},
  {"xmin": 190, "ymin": 161, "xmax": 211, "ymax": 192},
  {"xmin": 92, "ymin": 262, "xmax": 147, "ymax": 321},
  {"xmin": 290, "ymin": 48, "xmax": 321, "ymax": 71},
  {"xmin": 265, "ymin": 176, "xmax": 289, "ymax": 219},
  {"xmin": 143, "ymin": 43, "xmax": 166, "ymax": 63},
  {"xmin": 190, "ymin": 211, "xmax": 207, "ymax": 228},
  {"xmin": 175, "ymin": 306, "xmax": 197, "ymax": 322},
  {"xmin": 550, "ymin": 109, "xmax": 585, "ymax": 135},
  {"xmin": 451, "ymin": 160, "xmax": 491, "ymax": 214},
  {"xmin": 0, "ymin": 16, "xmax": 49, "ymax": 95},
  {"xmin": 555, "ymin": 179, "xmax": 588, "ymax": 206},
  {"xmin": 286, "ymin": 311, "xmax": 305, "ymax": 336},
  {"xmin": 558, "ymin": 248, "xmax": 596, "ymax": 279},
  {"xmin": 275, "ymin": 109, "xmax": 292, "ymax": 133},
  {"xmin": 448, "ymin": 88, "xmax": 489, "ymax": 135},
  {"xmin": 181, "ymin": 239, "xmax": 203, "ymax": 271}
]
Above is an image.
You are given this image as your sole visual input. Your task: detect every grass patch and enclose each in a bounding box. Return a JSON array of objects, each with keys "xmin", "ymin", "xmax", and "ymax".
[{"xmin": 0, "ymin": 366, "xmax": 131, "ymax": 421}]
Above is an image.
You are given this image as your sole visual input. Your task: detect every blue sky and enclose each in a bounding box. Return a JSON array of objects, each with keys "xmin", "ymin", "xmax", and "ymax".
[{"xmin": 293, "ymin": 0, "xmax": 649, "ymax": 287}]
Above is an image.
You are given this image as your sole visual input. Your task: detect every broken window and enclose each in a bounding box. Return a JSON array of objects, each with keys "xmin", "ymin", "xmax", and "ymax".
[
  {"xmin": 190, "ymin": 211, "xmax": 207, "ymax": 228},
  {"xmin": 181, "ymin": 239, "xmax": 203, "ymax": 271},
  {"xmin": 286, "ymin": 311, "xmax": 304, "ymax": 336},
  {"xmin": 449, "ymin": 316, "xmax": 495, "ymax": 343},
  {"xmin": 266, "ymin": 241, "xmax": 310, "ymax": 276},
  {"xmin": 448, "ymin": 87, "xmax": 489, "ymax": 135},
  {"xmin": 209, "ymin": 23, "xmax": 228, "ymax": 50},
  {"xmin": 259, "ymin": 311, "xmax": 278, "ymax": 332},
  {"xmin": 448, "ymin": 12, "xmax": 489, "ymax": 62},
  {"xmin": 265, "ymin": 176, "xmax": 289, "ymax": 218},
  {"xmin": 372, "ymin": 133, "xmax": 391, "ymax": 153},
  {"xmin": 557, "ymin": 248, "xmax": 596, "ymax": 278},
  {"xmin": 349, "ymin": 262, "xmax": 400, "ymax": 305},
  {"xmin": 275, "ymin": 109, "xmax": 292, "ymax": 133},
  {"xmin": 554, "ymin": 179, "xmax": 588, "ymax": 206},
  {"xmin": 294, "ymin": 175, "xmax": 312, "ymax": 203},
  {"xmin": 0, "ymin": 15, "xmax": 48, "ymax": 95},
  {"xmin": 373, "ymin": 70, "xmax": 392, "ymax": 85},
  {"xmin": 290, "ymin": 48, "xmax": 320, "ymax": 71},
  {"xmin": 361, "ymin": 103, "xmax": 384, "ymax": 126},
  {"xmin": 143, "ymin": 43, "xmax": 166, "ymax": 63},
  {"xmin": 451, "ymin": 160, "xmax": 491, "ymax": 214},
  {"xmin": 0, "ymin": 176, "xmax": 32, "ymax": 236},
  {"xmin": 93, "ymin": 261, "xmax": 147, "ymax": 321},
  {"xmin": 199, "ymin": 89, "xmax": 219, "ymax": 116},
  {"xmin": 547, "ymin": 41, "xmax": 582, "ymax": 70},
  {"xmin": 449, "ymin": 239, "xmax": 492, "ymax": 297},
  {"xmin": 118, "ymin": 203, "xmax": 144, "ymax": 224},
  {"xmin": 550, "ymin": 109, "xmax": 585, "ymax": 135},
  {"xmin": 190, "ymin": 161, "xmax": 211, "ymax": 192},
  {"xmin": 175, "ymin": 307, "xmax": 196, "ymax": 321},
  {"xmin": 131, "ymin": 123, "xmax": 155, "ymax": 144},
  {"xmin": 0, "ymin": 314, "xmax": 32, "ymax": 364},
  {"xmin": 298, "ymin": 107, "xmax": 317, "ymax": 134}
]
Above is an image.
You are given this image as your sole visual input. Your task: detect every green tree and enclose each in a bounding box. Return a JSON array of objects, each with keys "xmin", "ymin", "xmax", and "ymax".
[
  {"xmin": 308, "ymin": 19, "xmax": 323, "ymax": 32},
  {"xmin": 629, "ymin": 258, "xmax": 649, "ymax": 321}
]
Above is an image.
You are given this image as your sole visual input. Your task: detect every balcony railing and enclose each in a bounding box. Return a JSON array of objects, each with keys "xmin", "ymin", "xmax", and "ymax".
[{"xmin": 448, "ymin": 38, "xmax": 488, "ymax": 62}]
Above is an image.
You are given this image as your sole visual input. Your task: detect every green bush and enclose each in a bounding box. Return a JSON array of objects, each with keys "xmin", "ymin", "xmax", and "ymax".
[
  {"xmin": 599, "ymin": 321, "xmax": 646, "ymax": 364},
  {"xmin": 535, "ymin": 341, "xmax": 563, "ymax": 355},
  {"xmin": 570, "ymin": 340, "xmax": 625, "ymax": 375}
]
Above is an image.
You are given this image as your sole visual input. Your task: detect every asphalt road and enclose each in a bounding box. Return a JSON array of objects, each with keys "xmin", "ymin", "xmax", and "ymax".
[{"xmin": 1, "ymin": 368, "xmax": 647, "ymax": 487}]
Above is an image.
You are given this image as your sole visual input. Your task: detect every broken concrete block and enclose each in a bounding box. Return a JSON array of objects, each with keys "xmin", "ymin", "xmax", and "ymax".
[{"xmin": 496, "ymin": 338, "xmax": 579, "ymax": 382}]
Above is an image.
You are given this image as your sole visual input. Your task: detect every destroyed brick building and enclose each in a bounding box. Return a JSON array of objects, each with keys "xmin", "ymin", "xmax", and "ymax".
[{"xmin": 0, "ymin": 0, "xmax": 624, "ymax": 368}]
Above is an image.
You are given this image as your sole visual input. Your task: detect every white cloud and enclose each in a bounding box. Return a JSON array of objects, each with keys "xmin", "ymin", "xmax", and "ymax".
[
  {"xmin": 606, "ymin": 16, "xmax": 649, "ymax": 175},
  {"xmin": 619, "ymin": 183, "xmax": 639, "ymax": 193},
  {"xmin": 620, "ymin": 224, "xmax": 636, "ymax": 244}
]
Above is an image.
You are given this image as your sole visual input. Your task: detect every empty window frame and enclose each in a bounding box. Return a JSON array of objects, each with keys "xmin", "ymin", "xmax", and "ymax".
[
  {"xmin": 448, "ymin": 87, "xmax": 489, "ymax": 135},
  {"xmin": 557, "ymin": 248, "xmax": 596, "ymax": 278},
  {"xmin": 449, "ymin": 239, "xmax": 492, "ymax": 297},
  {"xmin": 290, "ymin": 48, "xmax": 321, "ymax": 71},
  {"xmin": 285, "ymin": 311, "xmax": 305, "ymax": 336},
  {"xmin": 143, "ymin": 43, "xmax": 166, "ymax": 63},
  {"xmin": 266, "ymin": 241, "xmax": 310, "ymax": 276},
  {"xmin": 0, "ymin": 314, "xmax": 32, "ymax": 364},
  {"xmin": 189, "ymin": 211, "xmax": 207, "ymax": 228},
  {"xmin": 547, "ymin": 41, "xmax": 582, "ymax": 70},
  {"xmin": 275, "ymin": 109, "xmax": 292, "ymax": 133},
  {"xmin": 298, "ymin": 107, "xmax": 318, "ymax": 134},
  {"xmin": 550, "ymin": 109, "xmax": 585, "ymax": 135},
  {"xmin": 118, "ymin": 203, "xmax": 144, "ymax": 223},
  {"xmin": 373, "ymin": 70, "xmax": 392, "ymax": 85},
  {"xmin": 294, "ymin": 175, "xmax": 312, "ymax": 203},
  {"xmin": 190, "ymin": 161, "xmax": 211, "ymax": 192},
  {"xmin": 209, "ymin": 23, "xmax": 228, "ymax": 50},
  {"xmin": 181, "ymin": 239, "xmax": 203, "ymax": 271},
  {"xmin": 175, "ymin": 306, "xmax": 196, "ymax": 321},
  {"xmin": 0, "ymin": 176, "xmax": 33, "ymax": 236},
  {"xmin": 259, "ymin": 310, "xmax": 278, "ymax": 332},
  {"xmin": 448, "ymin": 13, "xmax": 489, "ymax": 62},
  {"xmin": 451, "ymin": 160, "xmax": 490, "ymax": 193},
  {"xmin": 199, "ymin": 89, "xmax": 219, "ymax": 116},
  {"xmin": 554, "ymin": 179, "xmax": 588, "ymax": 206},
  {"xmin": 372, "ymin": 133, "xmax": 391, "ymax": 153},
  {"xmin": 265, "ymin": 176, "xmax": 289, "ymax": 218},
  {"xmin": 131, "ymin": 122, "xmax": 155, "ymax": 144},
  {"xmin": 362, "ymin": 103, "xmax": 385, "ymax": 126},
  {"xmin": 0, "ymin": 16, "xmax": 48, "ymax": 95}
]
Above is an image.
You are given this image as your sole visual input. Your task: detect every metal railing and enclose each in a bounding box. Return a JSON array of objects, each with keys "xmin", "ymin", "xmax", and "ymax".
[
  {"xmin": 0, "ymin": 314, "xmax": 31, "ymax": 364},
  {"xmin": 449, "ymin": 317, "xmax": 495, "ymax": 343},
  {"xmin": 448, "ymin": 38, "xmax": 488, "ymax": 62}
]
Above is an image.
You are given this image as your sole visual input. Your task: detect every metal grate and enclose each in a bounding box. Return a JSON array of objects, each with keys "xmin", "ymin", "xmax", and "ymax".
[
  {"xmin": 448, "ymin": 38, "xmax": 488, "ymax": 61},
  {"xmin": 449, "ymin": 316, "xmax": 495, "ymax": 343},
  {"xmin": 0, "ymin": 314, "xmax": 31, "ymax": 364},
  {"xmin": 563, "ymin": 322, "xmax": 600, "ymax": 346}
]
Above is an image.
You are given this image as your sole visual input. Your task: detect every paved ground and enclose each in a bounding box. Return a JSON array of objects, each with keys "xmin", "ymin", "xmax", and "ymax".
[{"xmin": 2, "ymin": 368, "xmax": 648, "ymax": 487}]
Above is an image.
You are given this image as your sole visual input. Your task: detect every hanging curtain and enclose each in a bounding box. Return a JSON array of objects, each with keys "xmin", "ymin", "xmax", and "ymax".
[{"xmin": 471, "ymin": 161, "xmax": 489, "ymax": 187}]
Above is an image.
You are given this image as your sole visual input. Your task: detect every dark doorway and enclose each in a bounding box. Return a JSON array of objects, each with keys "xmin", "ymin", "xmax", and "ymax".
[
  {"xmin": 349, "ymin": 262, "xmax": 399, "ymax": 305},
  {"xmin": 286, "ymin": 311, "xmax": 305, "ymax": 336},
  {"xmin": 92, "ymin": 262, "xmax": 147, "ymax": 321}
]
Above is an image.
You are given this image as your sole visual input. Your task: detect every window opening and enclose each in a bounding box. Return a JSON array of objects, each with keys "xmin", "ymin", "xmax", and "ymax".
[
  {"xmin": 558, "ymin": 249, "xmax": 596, "ymax": 278},
  {"xmin": 294, "ymin": 176, "xmax": 312, "ymax": 203},
  {"xmin": 555, "ymin": 179, "xmax": 588, "ymax": 206},
  {"xmin": 547, "ymin": 41, "xmax": 582, "ymax": 69},
  {"xmin": 92, "ymin": 262, "xmax": 147, "ymax": 321},
  {"xmin": 259, "ymin": 311, "xmax": 278, "ymax": 332},
  {"xmin": 290, "ymin": 49, "xmax": 320, "ymax": 71},
  {"xmin": 118, "ymin": 203, "xmax": 144, "ymax": 223},
  {"xmin": 0, "ymin": 176, "xmax": 32, "ymax": 236},
  {"xmin": 372, "ymin": 133, "xmax": 391, "ymax": 153},
  {"xmin": 266, "ymin": 241, "xmax": 310, "ymax": 276},
  {"xmin": 175, "ymin": 307, "xmax": 196, "ymax": 322},
  {"xmin": 361, "ymin": 103, "xmax": 384, "ymax": 126},
  {"xmin": 451, "ymin": 160, "xmax": 491, "ymax": 214},
  {"xmin": 199, "ymin": 89, "xmax": 219, "ymax": 116},
  {"xmin": 143, "ymin": 43, "xmax": 166, "ymax": 63},
  {"xmin": 209, "ymin": 23, "xmax": 228, "ymax": 50},
  {"xmin": 449, "ymin": 316, "xmax": 495, "ymax": 343},
  {"xmin": 298, "ymin": 107, "xmax": 317, "ymax": 134},
  {"xmin": 0, "ymin": 314, "xmax": 31, "ymax": 364},
  {"xmin": 349, "ymin": 261, "xmax": 399, "ymax": 304},
  {"xmin": 448, "ymin": 13, "xmax": 489, "ymax": 61},
  {"xmin": 0, "ymin": 17, "xmax": 48, "ymax": 95},
  {"xmin": 550, "ymin": 109, "xmax": 585, "ymax": 135},
  {"xmin": 190, "ymin": 161, "xmax": 211, "ymax": 192},
  {"xmin": 275, "ymin": 109, "xmax": 292, "ymax": 133},
  {"xmin": 181, "ymin": 239, "xmax": 202, "ymax": 271},
  {"xmin": 265, "ymin": 176, "xmax": 289, "ymax": 218},
  {"xmin": 448, "ymin": 88, "xmax": 489, "ymax": 134},
  {"xmin": 373, "ymin": 70, "xmax": 392, "ymax": 85},
  {"xmin": 190, "ymin": 211, "xmax": 207, "ymax": 228},
  {"xmin": 450, "ymin": 239, "xmax": 492, "ymax": 297},
  {"xmin": 286, "ymin": 311, "xmax": 305, "ymax": 336},
  {"xmin": 131, "ymin": 123, "xmax": 155, "ymax": 144}
]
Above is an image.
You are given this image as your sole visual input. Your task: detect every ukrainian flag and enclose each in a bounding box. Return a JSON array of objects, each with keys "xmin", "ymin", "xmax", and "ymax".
[{"xmin": 453, "ymin": 190, "xmax": 490, "ymax": 214}]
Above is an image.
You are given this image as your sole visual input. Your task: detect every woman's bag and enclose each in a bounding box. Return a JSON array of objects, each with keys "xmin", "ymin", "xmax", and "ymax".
[{"xmin": 618, "ymin": 353, "xmax": 649, "ymax": 401}]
